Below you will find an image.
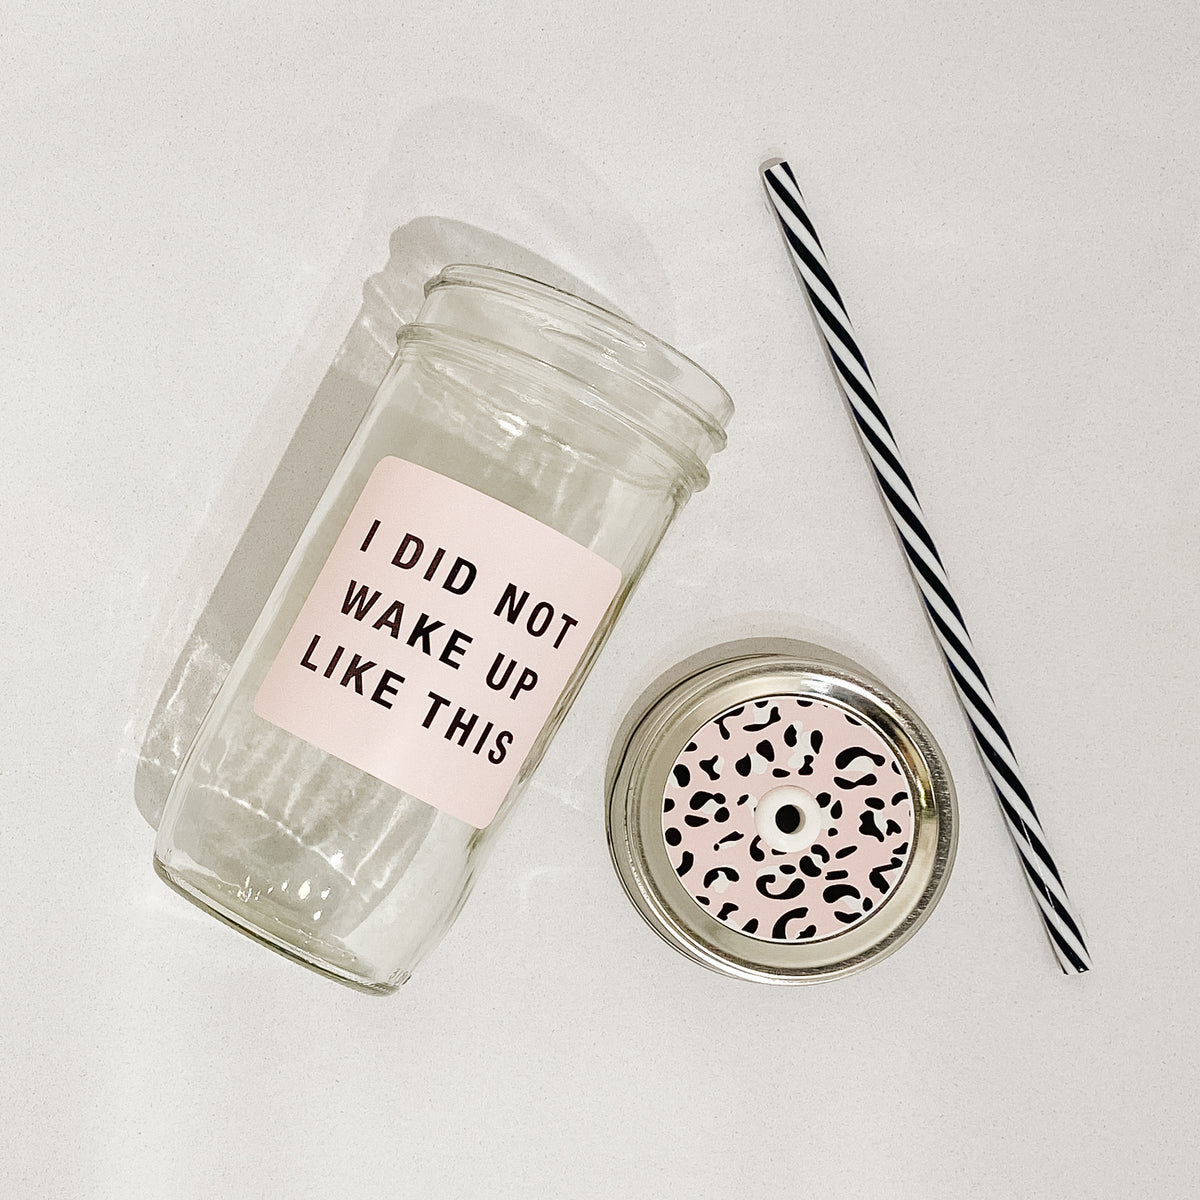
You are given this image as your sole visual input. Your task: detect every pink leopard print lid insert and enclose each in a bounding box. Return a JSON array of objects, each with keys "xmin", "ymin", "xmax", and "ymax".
[{"xmin": 662, "ymin": 695, "xmax": 915, "ymax": 943}]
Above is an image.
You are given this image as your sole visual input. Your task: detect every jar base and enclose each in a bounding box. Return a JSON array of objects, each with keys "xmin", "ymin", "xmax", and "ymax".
[{"xmin": 153, "ymin": 854, "xmax": 407, "ymax": 995}]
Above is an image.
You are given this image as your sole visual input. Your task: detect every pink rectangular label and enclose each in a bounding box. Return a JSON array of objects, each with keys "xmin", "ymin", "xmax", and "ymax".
[{"xmin": 254, "ymin": 457, "xmax": 622, "ymax": 827}]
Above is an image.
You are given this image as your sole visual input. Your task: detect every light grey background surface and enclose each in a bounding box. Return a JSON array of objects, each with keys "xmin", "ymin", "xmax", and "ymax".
[{"xmin": 4, "ymin": 3, "xmax": 1197, "ymax": 1196}]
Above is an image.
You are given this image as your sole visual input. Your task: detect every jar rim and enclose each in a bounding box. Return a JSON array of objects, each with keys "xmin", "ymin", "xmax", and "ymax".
[
  {"xmin": 425, "ymin": 264, "xmax": 734, "ymax": 450},
  {"xmin": 397, "ymin": 322, "xmax": 714, "ymax": 493}
]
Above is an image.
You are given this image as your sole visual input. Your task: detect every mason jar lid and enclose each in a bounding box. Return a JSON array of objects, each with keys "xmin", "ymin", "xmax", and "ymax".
[{"xmin": 606, "ymin": 639, "xmax": 957, "ymax": 983}]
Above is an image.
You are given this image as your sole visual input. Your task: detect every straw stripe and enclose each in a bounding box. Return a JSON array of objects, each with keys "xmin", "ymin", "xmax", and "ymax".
[{"xmin": 762, "ymin": 158, "xmax": 1091, "ymax": 974}]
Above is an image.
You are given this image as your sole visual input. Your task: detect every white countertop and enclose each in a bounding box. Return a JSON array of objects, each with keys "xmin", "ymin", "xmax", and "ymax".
[{"xmin": 4, "ymin": 3, "xmax": 1198, "ymax": 1196}]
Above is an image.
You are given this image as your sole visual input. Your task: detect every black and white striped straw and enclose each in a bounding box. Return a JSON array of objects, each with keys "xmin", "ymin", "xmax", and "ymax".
[{"xmin": 761, "ymin": 158, "xmax": 1091, "ymax": 974}]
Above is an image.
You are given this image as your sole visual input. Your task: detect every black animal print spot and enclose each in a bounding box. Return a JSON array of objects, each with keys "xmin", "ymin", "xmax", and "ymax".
[
  {"xmin": 676, "ymin": 851, "xmax": 694, "ymax": 877},
  {"xmin": 700, "ymin": 755, "xmax": 721, "ymax": 781},
  {"xmin": 840, "ymin": 739, "xmax": 888, "ymax": 768},
  {"xmin": 703, "ymin": 866, "xmax": 740, "ymax": 888},
  {"xmin": 745, "ymin": 705, "xmax": 781, "ymax": 732},
  {"xmin": 755, "ymin": 874, "xmax": 807, "ymax": 900},
  {"xmin": 834, "ymin": 771, "xmax": 878, "ymax": 789},
  {"xmin": 859, "ymin": 810, "xmax": 885, "ymax": 842},
  {"xmin": 771, "ymin": 908, "xmax": 813, "ymax": 939},
  {"xmin": 713, "ymin": 706, "xmax": 745, "ymax": 740},
  {"xmin": 869, "ymin": 856, "xmax": 904, "ymax": 893},
  {"xmin": 672, "ymin": 764, "xmax": 690, "ymax": 788},
  {"xmin": 665, "ymin": 827, "xmax": 682, "ymax": 846}
]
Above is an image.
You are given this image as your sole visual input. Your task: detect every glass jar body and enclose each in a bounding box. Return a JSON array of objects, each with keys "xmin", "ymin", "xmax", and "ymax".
[{"xmin": 154, "ymin": 268, "xmax": 731, "ymax": 992}]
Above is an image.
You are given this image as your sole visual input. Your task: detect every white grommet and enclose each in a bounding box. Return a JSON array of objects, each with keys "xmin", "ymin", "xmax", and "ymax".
[{"xmin": 754, "ymin": 784, "xmax": 823, "ymax": 854}]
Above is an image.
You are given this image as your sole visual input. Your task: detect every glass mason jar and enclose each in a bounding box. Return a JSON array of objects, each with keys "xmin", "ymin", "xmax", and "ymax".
[{"xmin": 155, "ymin": 265, "xmax": 733, "ymax": 992}]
